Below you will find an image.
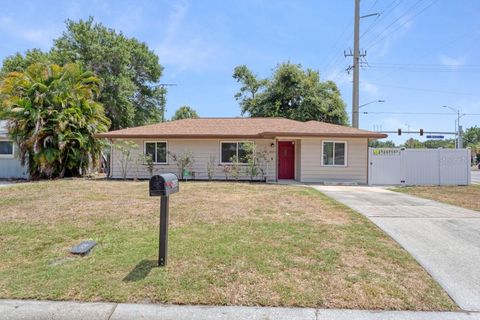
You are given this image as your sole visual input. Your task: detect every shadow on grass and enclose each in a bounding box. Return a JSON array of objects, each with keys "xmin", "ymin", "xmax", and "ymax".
[{"xmin": 123, "ymin": 259, "xmax": 158, "ymax": 282}]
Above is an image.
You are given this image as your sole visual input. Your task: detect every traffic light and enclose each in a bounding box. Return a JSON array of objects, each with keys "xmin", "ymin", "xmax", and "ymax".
[
  {"xmin": 420, "ymin": 129, "xmax": 424, "ymax": 136},
  {"xmin": 398, "ymin": 128, "xmax": 402, "ymax": 136}
]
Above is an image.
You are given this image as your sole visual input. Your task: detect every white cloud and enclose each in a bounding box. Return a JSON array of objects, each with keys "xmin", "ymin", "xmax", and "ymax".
[
  {"xmin": 360, "ymin": 81, "xmax": 379, "ymax": 95},
  {"xmin": 384, "ymin": 117, "xmax": 418, "ymax": 131},
  {"xmin": 439, "ymin": 54, "xmax": 465, "ymax": 67},
  {"xmin": 324, "ymin": 67, "xmax": 351, "ymax": 85},
  {"xmin": 0, "ymin": 15, "xmax": 61, "ymax": 49},
  {"xmin": 155, "ymin": 3, "xmax": 221, "ymax": 73},
  {"xmin": 367, "ymin": 9, "xmax": 415, "ymax": 58}
]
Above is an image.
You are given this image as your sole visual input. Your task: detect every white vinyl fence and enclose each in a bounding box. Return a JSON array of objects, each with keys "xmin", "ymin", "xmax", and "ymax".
[{"xmin": 368, "ymin": 148, "xmax": 471, "ymax": 186}]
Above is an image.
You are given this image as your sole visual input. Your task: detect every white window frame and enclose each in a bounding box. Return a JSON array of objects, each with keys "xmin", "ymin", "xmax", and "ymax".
[
  {"xmin": 0, "ymin": 139, "xmax": 15, "ymax": 159},
  {"xmin": 321, "ymin": 140, "xmax": 347, "ymax": 167},
  {"xmin": 220, "ymin": 141, "xmax": 254, "ymax": 165},
  {"xmin": 144, "ymin": 141, "xmax": 168, "ymax": 164}
]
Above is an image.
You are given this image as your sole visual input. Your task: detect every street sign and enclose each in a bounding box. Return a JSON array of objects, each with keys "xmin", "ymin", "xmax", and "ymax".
[{"xmin": 426, "ymin": 135, "xmax": 444, "ymax": 139}]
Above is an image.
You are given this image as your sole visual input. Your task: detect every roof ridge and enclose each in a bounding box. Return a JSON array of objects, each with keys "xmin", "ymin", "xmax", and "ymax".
[{"xmin": 178, "ymin": 117, "xmax": 293, "ymax": 120}]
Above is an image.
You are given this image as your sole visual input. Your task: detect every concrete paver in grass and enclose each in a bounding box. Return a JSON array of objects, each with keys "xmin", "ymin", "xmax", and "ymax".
[{"xmin": 314, "ymin": 185, "xmax": 480, "ymax": 312}]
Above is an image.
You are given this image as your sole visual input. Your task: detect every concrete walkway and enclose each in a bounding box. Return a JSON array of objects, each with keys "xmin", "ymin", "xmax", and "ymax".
[
  {"xmin": 1, "ymin": 299, "xmax": 479, "ymax": 320},
  {"xmin": 0, "ymin": 181, "xmax": 15, "ymax": 188},
  {"xmin": 314, "ymin": 186, "xmax": 480, "ymax": 312}
]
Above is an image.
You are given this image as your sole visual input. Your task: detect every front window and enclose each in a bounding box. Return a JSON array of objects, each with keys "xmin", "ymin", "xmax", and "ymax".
[
  {"xmin": 322, "ymin": 141, "xmax": 346, "ymax": 166},
  {"xmin": 0, "ymin": 141, "xmax": 14, "ymax": 157},
  {"xmin": 145, "ymin": 142, "xmax": 167, "ymax": 164},
  {"xmin": 221, "ymin": 142, "xmax": 252, "ymax": 163}
]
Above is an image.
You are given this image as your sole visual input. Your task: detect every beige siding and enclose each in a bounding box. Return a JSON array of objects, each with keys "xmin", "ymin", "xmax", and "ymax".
[
  {"xmin": 300, "ymin": 138, "xmax": 368, "ymax": 183},
  {"xmin": 110, "ymin": 139, "xmax": 277, "ymax": 181},
  {"xmin": 295, "ymin": 139, "xmax": 301, "ymax": 180}
]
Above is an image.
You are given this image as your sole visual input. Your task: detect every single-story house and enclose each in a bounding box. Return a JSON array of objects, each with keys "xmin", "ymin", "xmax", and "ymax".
[
  {"xmin": 0, "ymin": 120, "xmax": 29, "ymax": 179},
  {"xmin": 97, "ymin": 117, "xmax": 387, "ymax": 184}
]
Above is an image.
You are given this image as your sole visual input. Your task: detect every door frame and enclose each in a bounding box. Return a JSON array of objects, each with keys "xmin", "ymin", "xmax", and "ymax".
[{"xmin": 277, "ymin": 140, "xmax": 296, "ymax": 180}]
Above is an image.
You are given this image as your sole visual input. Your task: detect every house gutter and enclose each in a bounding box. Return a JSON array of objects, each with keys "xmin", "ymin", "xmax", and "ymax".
[{"xmin": 96, "ymin": 132, "xmax": 388, "ymax": 139}]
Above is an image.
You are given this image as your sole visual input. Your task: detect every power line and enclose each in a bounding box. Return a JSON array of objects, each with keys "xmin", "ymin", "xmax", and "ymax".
[
  {"xmin": 323, "ymin": 20, "xmax": 353, "ymax": 75},
  {"xmin": 362, "ymin": 111, "xmax": 480, "ymax": 115},
  {"xmin": 365, "ymin": 0, "xmax": 439, "ymax": 50},
  {"xmin": 368, "ymin": 62, "xmax": 480, "ymax": 68},
  {"xmin": 370, "ymin": 30, "xmax": 480, "ymax": 82},
  {"xmin": 367, "ymin": 65, "xmax": 480, "ymax": 72},
  {"xmin": 360, "ymin": 0, "xmax": 403, "ymax": 39},
  {"xmin": 360, "ymin": 82, "xmax": 480, "ymax": 97}
]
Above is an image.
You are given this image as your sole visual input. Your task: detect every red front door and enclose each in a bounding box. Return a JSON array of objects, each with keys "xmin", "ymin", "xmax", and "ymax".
[{"xmin": 278, "ymin": 141, "xmax": 295, "ymax": 179}]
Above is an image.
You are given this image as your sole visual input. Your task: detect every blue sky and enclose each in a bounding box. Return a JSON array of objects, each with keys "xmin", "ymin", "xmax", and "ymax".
[{"xmin": 1, "ymin": 0, "xmax": 479, "ymax": 144}]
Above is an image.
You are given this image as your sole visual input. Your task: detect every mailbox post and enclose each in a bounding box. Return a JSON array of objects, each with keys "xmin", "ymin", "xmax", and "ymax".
[{"xmin": 149, "ymin": 174, "xmax": 179, "ymax": 266}]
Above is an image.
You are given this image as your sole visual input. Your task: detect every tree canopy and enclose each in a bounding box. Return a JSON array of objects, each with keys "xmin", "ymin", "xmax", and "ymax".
[
  {"xmin": 0, "ymin": 63, "xmax": 110, "ymax": 179},
  {"xmin": 171, "ymin": 105, "xmax": 199, "ymax": 121},
  {"xmin": 233, "ymin": 63, "xmax": 348, "ymax": 125},
  {"xmin": 0, "ymin": 17, "xmax": 165, "ymax": 130},
  {"xmin": 464, "ymin": 126, "xmax": 480, "ymax": 161},
  {"xmin": 369, "ymin": 140, "xmax": 396, "ymax": 148},
  {"xmin": 464, "ymin": 126, "xmax": 480, "ymax": 147}
]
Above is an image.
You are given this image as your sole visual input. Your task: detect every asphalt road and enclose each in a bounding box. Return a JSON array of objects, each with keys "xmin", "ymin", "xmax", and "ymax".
[{"xmin": 315, "ymin": 185, "xmax": 480, "ymax": 312}]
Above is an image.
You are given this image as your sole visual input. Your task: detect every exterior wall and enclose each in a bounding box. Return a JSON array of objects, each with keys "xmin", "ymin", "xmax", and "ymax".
[
  {"xmin": 0, "ymin": 137, "xmax": 29, "ymax": 179},
  {"xmin": 300, "ymin": 138, "xmax": 368, "ymax": 184},
  {"xmin": 110, "ymin": 138, "xmax": 277, "ymax": 181},
  {"xmin": 295, "ymin": 139, "xmax": 301, "ymax": 180}
]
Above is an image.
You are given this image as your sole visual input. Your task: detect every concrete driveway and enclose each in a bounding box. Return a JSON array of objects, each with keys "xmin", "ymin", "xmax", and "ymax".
[
  {"xmin": 0, "ymin": 181, "xmax": 15, "ymax": 188},
  {"xmin": 472, "ymin": 170, "xmax": 480, "ymax": 184},
  {"xmin": 314, "ymin": 186, "xmax": 480, "ymax": 312}
]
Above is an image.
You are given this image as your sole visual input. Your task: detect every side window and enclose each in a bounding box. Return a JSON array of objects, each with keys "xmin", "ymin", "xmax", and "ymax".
[
  {"xmin": 145, "ymin": 142, "xmax": 167, "ymax": 164},
  {"xmin": 221, "ymin": 142, "xmax": 237, "ymax": 163},
  {"xmin": 145, "ymin": 142, "xmax": 156, "ymax": 162},
  {"xmin": 221, "ymin": 142, "xmax": 253, "ymax": 163},
  {"xmin": 322, "ymin": 141, "xmax": 346, "ymax": 166},
  {"xmin": 0, "ymin": 141, "xmax": 14, "ymax": 157}
]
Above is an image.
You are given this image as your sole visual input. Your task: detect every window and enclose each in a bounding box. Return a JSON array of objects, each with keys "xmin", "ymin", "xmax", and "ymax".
[
  {"xmin": 145, "ymin": 142, "xmax": 167, "ymax": 164},
  {"xmin": 0, "ymin": 140, "xmax": 14, "ymax": 157},
  {"xmin": 221, "ymin": 142, "xmax": 252, "ymax": 163},
  {"xmin": 322, "ymin": 141, "xmax": 346, "ymax": 166}
]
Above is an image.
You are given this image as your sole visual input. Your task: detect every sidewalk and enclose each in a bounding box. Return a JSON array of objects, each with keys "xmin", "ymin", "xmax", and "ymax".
[{"xmin": 1, "ymin": 299, "xmax": 479, "ymax": 320}]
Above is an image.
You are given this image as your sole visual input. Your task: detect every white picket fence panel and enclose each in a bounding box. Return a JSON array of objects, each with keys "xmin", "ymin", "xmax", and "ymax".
[{"xmin": 368, "ymin": 148, "xmax": 471, "ymax": 186}]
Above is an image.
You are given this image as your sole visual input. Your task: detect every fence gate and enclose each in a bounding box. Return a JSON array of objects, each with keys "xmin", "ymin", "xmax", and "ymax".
[{"xmin": 368, "ymin": 148, "xmax": 471, "ymax": 186}]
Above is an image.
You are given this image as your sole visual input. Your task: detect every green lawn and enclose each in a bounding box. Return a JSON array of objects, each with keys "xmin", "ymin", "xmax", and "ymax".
[{"xmin": 0, "ymin": 180, "xmax": 456, "ymax": 310}]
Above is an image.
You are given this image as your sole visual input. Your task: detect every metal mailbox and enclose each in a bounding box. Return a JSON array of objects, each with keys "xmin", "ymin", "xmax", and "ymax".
[
  {"xmin": 149, "ymin": 173, "xmax": 179, "ymax": 197},
  {"xmin": 149, "ymin": 173, "xmax": 179, "ymax": 266}
]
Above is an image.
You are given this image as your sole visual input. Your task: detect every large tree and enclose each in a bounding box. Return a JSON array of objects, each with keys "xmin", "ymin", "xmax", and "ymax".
[
  {"xmin": 171, "ymin": 105, "xmax": 199, "ymax": 121},
  {"xmin": 0, "ymin": 49, "xmax": 50, "ymax": 77},
  {"xmin": 1, "ymin": 17, "xmax": 165, "ymax": 130},
  {"xmin": 464, "ymin": 126, "xmax": 480, "ymax": 163},
  {"xmin": 233, "ymin": 63, "xmax": 348, "ymax": 125},
  {"xmin": 0, "ymin": 63, "xmax": 110, "ymax": 179}
]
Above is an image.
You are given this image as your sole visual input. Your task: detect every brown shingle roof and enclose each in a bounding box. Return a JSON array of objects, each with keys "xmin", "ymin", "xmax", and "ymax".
[{"xmin": 97, "ymin": 117, "xmax": 387, "ymax": 139}]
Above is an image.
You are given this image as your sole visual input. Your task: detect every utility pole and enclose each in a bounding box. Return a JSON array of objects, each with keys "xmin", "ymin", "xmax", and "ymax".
[
  {"xmin": 352, "ymin": 0, "xmax": 360, "ymax": 129},
  {"xmin": 442, "ymin": 105, "xmax": 465, "ymax": 149},
  {"xmin": 345, "ymin": 0, "xmax": 375, "ymax": 128}
]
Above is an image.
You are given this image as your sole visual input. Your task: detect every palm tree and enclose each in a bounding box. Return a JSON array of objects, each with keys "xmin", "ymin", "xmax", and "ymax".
[{"xmin": 0, "ymin": 63, "xmax": 110, "ymax": 179}]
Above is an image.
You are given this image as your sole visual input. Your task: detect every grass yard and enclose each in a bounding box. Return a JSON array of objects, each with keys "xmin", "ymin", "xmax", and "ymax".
[
  {"xmin": 393, "ymin": 185, "xmax": 480, "ymax": 212},
  {"xmin": 0, "ymin": 180, "xmax": 456, "ymax": 310}
]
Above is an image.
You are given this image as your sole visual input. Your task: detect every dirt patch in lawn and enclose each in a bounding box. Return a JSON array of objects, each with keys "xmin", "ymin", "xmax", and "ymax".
[
  {"xmin": 0, "ymin": 179, "xmax": 457, "ymax": 310},
  {"xmin": 393, "ymin": 185, "xmax": 480, "ymax": 212}
]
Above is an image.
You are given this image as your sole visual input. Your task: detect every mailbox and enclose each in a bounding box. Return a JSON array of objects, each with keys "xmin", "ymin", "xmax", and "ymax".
[
  {"xmin": 149, "ymin": 173, "xmax": 179, "ymax": 266},
  {"xmin": 149, "ymin": 173, "xmax": 179, "ymax": 197}
]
